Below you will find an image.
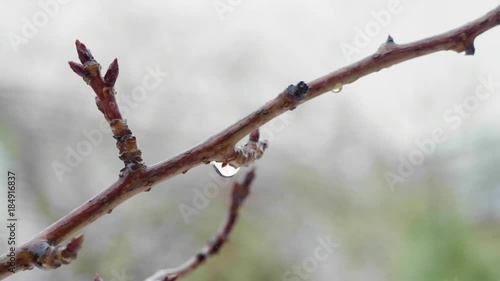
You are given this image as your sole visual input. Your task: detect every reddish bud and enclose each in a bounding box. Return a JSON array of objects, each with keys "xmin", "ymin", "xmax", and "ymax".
[
  {"xmin": 104, "ymin": 58, "xmax": 119, "ymax": 87},
  {"xmin": 68, "ymin": 61, "xmax": 89, "ymax": 77},
  {"xmin": 61, "ymin": 234, "xmax": 84, "ymax": 260},
  {"xmin": 75, "ymin": 40, "xmax": 95, "ymax": 64},
  {"xmin": 249, "ymin": 129, "xmax": 260, "ymax": 142}
]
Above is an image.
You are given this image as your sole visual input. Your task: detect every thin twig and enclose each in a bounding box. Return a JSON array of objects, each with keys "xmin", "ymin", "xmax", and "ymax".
[
  {"xmin": 0, "ymin": 4, "xmax": 498, "ymax": 279},
  {"xmin": 93, "ymin": 169, "xmax": 255, "ymax": 281},
  {"xmin": 69, "ymin": 40, "xmax": 146, "ymax": 175},
  {"xmin": 144, "ymin": 168, "xmax": 255, "ymax": 281}
]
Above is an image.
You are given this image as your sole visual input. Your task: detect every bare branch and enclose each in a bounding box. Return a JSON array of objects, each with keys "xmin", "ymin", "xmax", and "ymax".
[
  {"xmin": 69, "ymin": 40, "xmax": 146, "ymax": 175},
  {"xmin": 92, "ymin": 170, "xmax": 254, "ymax": 281},
  {"xmin": 0, "ymin": 4, "xmax": 498, "ymax": 279},
  {"xmin": 143, "ymin": 169, "xmax": 255, "ymax": 281}
]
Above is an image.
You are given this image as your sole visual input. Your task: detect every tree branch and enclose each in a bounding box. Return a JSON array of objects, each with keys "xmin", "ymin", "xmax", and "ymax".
[
  {"xmin": 0, "ymin": 4, "xmax": 498, "ymax": 279},
  {"xmin": 69, "ymin": 40, "xmax": 146, "ymax": 175},
  {"xmin": 100, "ymin": 168, "xmax": 253, "ymax": 281}
]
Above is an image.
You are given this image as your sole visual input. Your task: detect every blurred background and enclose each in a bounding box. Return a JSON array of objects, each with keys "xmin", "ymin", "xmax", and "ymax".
[{"xmin": 1, "ymin": 1, "xmax": 500, "ymax": 280}]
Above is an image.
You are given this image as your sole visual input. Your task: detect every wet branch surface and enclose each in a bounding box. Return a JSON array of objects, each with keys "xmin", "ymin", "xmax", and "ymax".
[{"xmin": 0, "ymin": 4, "xmax": 499, "ymax": 280}]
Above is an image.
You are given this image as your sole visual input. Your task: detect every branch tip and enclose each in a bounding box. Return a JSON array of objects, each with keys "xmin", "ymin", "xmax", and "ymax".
[
  {"xmin": 104, "ymin": 58, "xmax": 119, "ymax": 87},
  {"xmin": 68, "ymin": 61, "xmax": 89, "ymax": 77},
  {"xmin": 70, "ymin": 41, "xmax": 145, "ymax": 174},
  {"xmin": 75, "ymin": 40, "xmax": 94, "ymax": 64},
  {"xmin": 94, "ymin": 273, "xmax": 104, "ymax": 281},
  {"xmin": 145, "ymin": 169, "xmax": 256, "ymax": 281},
  {"xmin": 63, "ymin": 234, "xmax": 84, "ymax": 258},
  {"xmin": 249, "ymin": 129, "xmax": 260, "ymax": 142}
]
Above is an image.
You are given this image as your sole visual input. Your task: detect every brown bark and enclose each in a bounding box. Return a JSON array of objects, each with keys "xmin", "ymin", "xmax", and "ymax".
[{"xmin": 0, "ymin": 4, "xmax": 498, "ymax": 280}]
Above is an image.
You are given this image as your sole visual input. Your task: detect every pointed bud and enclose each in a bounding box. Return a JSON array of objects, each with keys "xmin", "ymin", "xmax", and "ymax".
[
  {"xmin": 465, "ymin": 42, "xmax": 475, "ymax": 55},
  {"xmin": 75, "ymin": 40, "xmax": 94, "ymax": 63},
  {"xmin": 68, "ymin": 61, "xmax": 89, "ymax": 77},
  {"xmin": 61, "ymin": 234, "xmax": 84, "ymax": 261},
  {"xmin": 249, "ymin": 129, "xmax": 260, "ymax": 142},
  {"xmin": 104, "ymin": 58, "xmax": 119, "ymax": 87}
]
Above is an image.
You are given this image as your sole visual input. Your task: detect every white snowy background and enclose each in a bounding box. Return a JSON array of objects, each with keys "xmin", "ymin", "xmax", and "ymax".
[{"xmin": 0, "ymin": 1, "xmax": 500, "ymax": 281}]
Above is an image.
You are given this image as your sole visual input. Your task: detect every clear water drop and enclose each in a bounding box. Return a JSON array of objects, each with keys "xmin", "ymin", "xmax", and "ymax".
[
  {"xmin": 331, "ymin": 83, "xmax": 343, "ymax": 93},
  {"xmin": 211, "ymin": 161, "xmax": 240, "ymax": 178}
]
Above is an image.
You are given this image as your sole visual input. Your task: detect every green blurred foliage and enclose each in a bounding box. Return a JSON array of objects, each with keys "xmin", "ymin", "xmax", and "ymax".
[
  {"xmin": 283, "ymin": 162, "xmax": 500, "ymax": 281},
  {"xmin": 31, "ymin": 146, "xmax": 500, "ymax": 281},
  {"xmin": 399, "ymin": 208, "xmax": 500, "ymax": 281},
  {"xmin": 188, "ymin": 217, "xmax": 287, "ymax": 281}
]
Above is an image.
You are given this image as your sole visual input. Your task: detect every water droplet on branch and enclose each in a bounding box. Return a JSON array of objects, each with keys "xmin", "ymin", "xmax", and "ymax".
[
  {"xmin": 331, "ymin": 82, "xmax": 343, "ymax": 93},
  {"xmin": 211, "ymin": 161, "xmax": 240, "ymax": 177}
]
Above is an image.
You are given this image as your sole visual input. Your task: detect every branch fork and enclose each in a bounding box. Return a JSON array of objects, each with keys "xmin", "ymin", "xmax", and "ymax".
[{"xmin": 0, "ymin": 4, "xmax": 499, "ymax": 280}]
